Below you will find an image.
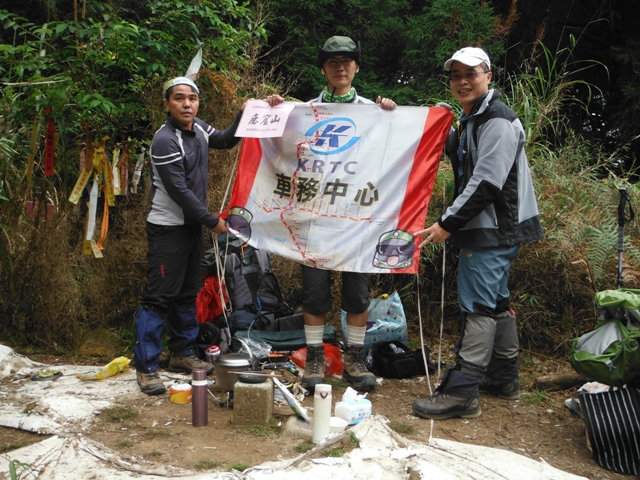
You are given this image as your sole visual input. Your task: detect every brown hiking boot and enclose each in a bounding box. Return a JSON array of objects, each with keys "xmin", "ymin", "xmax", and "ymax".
[
  {"xmin": 342, "ymin": 346, "xmax": 376, "ymax": 392},
  {"xmin": 136, "ymin": 370, "xmax": 167, "ymax": 396},
  {"xmin": 168, "ymin": 354, "xmax": 214, "ymax": 375},
  {"xmin": 301, "ymin": 345, "xmax": 325, "ymax": 393}
]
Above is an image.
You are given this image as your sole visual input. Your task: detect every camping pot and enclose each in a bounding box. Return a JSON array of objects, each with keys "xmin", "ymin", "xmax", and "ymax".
[{"xmin": 215, "ymin": 353, "xmax": 253, "ymax": 392}]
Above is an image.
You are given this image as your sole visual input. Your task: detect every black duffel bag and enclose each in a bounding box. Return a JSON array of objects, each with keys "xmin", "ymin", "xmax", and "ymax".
[{"xmin": 372, "ymin": 341, "xmax": 438, "ymax": 378}]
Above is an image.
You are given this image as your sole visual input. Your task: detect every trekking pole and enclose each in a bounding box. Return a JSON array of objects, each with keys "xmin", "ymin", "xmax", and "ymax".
[{"xmin": 616, "ymin": 187, "xmax": 634, "ymax": 288}]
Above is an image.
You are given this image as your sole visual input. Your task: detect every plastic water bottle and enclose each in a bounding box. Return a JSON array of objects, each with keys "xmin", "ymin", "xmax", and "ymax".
[{"xmin": 389, "ymin": 343, "xmax": 404, "ymax": 354}]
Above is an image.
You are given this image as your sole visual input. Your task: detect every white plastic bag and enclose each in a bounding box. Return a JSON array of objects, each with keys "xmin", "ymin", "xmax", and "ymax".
[{"xmin": 341, "ymin": 291, "xmax": 408, "ymax": 350}]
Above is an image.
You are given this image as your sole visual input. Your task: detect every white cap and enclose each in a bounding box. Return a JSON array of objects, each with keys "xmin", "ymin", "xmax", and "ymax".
[
  {"xmin": 314, "ymin": 384, "xmax": 332, "ymax": 396},
  {"xmin": 444, "ymin": 47, "xmax": 491, "ymax": 71}
]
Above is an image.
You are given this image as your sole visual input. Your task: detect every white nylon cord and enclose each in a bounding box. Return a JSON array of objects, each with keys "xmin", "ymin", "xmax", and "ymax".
[
  {"xmin": 211, "ymin": 147, "xmax": 243, "ymax": 351},
  {"xmin": 416, "ymin": 169, "xmax": 447, "ymax": 445},
  {"xmin": 220, "ymin": 147, "xmax": 241, "ymax": 211},
  {"xmin": 416, "ymin": 275, "xmax": 430, "ymax": 395},
  {"xmin": 428, "ymin": 234, "xmax": 447, "ymax": 443}
]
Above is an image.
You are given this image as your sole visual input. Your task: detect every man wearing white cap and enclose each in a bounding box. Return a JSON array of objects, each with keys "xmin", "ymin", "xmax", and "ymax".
[
  {"xmin": 412, "ymin": 47, "xmax": 544, "ymax": 419},
  {"xmin": 134, "ymin": 76, "xmax": 246, "ymax": 395}
]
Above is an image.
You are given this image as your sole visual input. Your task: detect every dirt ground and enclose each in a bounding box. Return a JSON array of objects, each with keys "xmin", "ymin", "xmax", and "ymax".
[{"xmin": 0, "ymin": 342, "xmax": 630, "ymax": 480}]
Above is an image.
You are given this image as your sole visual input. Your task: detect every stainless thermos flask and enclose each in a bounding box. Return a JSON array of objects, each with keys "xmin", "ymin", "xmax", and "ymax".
[{"xmin": 192, "ymin": 368, "xmax": 208, "ymax": 427}]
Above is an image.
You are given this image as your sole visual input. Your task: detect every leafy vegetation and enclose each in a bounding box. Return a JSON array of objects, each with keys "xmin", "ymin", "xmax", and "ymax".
[
  {"xmin": 387, "ymin": 30, "xmax": 640, "ymax": 351},
  {"xmin": 521, "ymin": 390, "xmax": 551, "ymax": 405},
  {"xmin": 244, "ymin": 423, "xmax": 279, "ymax": 438},
  {"xmin": 0, "ymin": 1, "xmax": 267, "ymax": 347},
  {"xmin": 294, "ymin": 440, "xmax": 314, "ymax": 453},
  {"xmin": 102, "ymin": 406, "xmax": 137, "ymax": 422},
  {"xmin": 388, "ymin": 421, "xmax": 416, "ymax": 435},
  {"xmin": 260, "ymin": 0, "xmax": 511, "ymax": 105},
  {"xmin": 0, "ymin": 1, "xmax": 638, "ymax": 358},
  {"xmin": 321, "ymin": 433, "xmax": 360, "ymax": 457},
  {"xmin": 144, "ymin": 427, "xmax": 170, "ymax": 437},
  {"xmin": 8, "ymin": 460, "xmax": 33, "ymax": 480},
  {"xmin": 194, "ymin": 460, "xmax": 219, "ymax": 470},
  {"xmin": 0, "ymin": 442, "xmax": 30, "ymax": 455},
  {"xmin": 324, "ymin": 377, "xmax": 349, "ymax": 389}
]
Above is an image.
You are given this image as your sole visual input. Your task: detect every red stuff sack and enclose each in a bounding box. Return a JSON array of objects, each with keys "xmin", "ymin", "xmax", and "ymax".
[{"xmin": 291, "ymin": 343, "xmax": 344, "ymax": 375}]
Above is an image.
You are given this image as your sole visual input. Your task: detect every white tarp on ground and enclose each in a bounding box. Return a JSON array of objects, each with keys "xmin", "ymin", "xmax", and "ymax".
[{"xmin": 0, "ymin": 345, "xmax": 587, "ymax": 480}]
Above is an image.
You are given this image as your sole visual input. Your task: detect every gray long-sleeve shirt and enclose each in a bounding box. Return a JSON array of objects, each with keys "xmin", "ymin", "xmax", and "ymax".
[{"xmin": 147, "ymin": 112, "xmax": 242, "ymax": 228}]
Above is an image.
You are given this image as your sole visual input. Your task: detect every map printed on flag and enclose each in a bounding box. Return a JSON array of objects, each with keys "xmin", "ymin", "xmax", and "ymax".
[{"xmin": 226, "ymin": 102, "xmax": 453, "ymax": 274}]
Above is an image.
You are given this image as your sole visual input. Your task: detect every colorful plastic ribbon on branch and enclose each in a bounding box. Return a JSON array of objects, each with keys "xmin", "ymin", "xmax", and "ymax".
[
  {"xmin": 112, "ymin": 145, "xmax": 130, "ymax": 196},
  {"xmin": 69, "ymin": 127, "xmax": 133, "ymax": 257},
  {"xmin": 131, "ymin": 148, "xmax": 147, "ymax": 194},
  {"xmin": 83, "ymin": 175, "xmax": 103, "ymax": 258},
  {"xmin": 68, "ymin": 168, "xmax": 93, "ymax": 205}
]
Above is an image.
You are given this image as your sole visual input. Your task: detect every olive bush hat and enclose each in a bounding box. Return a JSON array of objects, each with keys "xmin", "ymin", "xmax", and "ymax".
[{"xmin": 317, "ymin": 35, "xmax": 361, "ymax": 67}]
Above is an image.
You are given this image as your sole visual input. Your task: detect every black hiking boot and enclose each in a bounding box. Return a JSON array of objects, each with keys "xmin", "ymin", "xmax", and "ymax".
[
  {"xmin": 412, "ymin": 393, "xmax": 481, "ymax": 420},
  {"xmin": 342, "ymin": 345, "xmax": 376, "ymax": 392},
  {"xmin": 301, "ymin": 345, "xmax": 325, "ymax": 393},
  {"xmin": 479, "ymin": 377, "xmax": 520, "ymax": 400}
]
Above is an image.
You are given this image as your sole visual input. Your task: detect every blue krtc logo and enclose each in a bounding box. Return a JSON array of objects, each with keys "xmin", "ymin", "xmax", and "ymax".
[{"xmin": 306, "ymin": 117, "xmax": 360, "ymax": 156}]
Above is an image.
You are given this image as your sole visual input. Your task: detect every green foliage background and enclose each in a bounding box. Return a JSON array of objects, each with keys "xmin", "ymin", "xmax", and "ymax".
[{"xmin": 0, "ymin": 0, "xmax": 639, "ymax": 356}]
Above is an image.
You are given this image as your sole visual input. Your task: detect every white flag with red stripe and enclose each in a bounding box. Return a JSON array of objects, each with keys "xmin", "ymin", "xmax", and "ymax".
[{"xmin": 226, "ymin": 103, "xmax": 453, "ymax": 274}]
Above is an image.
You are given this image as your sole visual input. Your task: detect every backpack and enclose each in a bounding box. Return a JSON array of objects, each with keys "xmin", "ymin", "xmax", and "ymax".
[
  {"xmin": 201, "ymin": 233, "xmax": 293, "ymax": 334},
  {"xmin": 568, "ymin": 289, "xmax": 640, "ymax": 387},
  {"xmin": 192, "ymin": 322, "xmax": 222, "ymax": 361}
]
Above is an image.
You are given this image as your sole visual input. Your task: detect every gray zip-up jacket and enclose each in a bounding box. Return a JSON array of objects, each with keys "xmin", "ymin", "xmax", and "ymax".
[
  {"xmin": 439, "ymin": 89, "xmax": 544, "ymax": 248},
  {"xmin": 148, "ymin": 112, "xmax": 242, "ymax": 228}
]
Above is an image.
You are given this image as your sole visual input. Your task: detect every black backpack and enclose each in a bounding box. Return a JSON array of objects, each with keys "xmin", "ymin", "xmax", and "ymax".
[{"xmin": 201, "ymin": 234, "xmax": 293, "ymax": 334}]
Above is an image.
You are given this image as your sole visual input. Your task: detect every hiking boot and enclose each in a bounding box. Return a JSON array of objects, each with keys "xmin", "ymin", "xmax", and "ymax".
[
  {"xmin": 342, "ymin": 345, "xmax": 376, "ymax": 392},
  {"xmin": 301, "ymin": 345, "xmax": 325, "ymax": 392},
  {"xmin": 479, "ymin": 377, "xmax": 520, "ymax": 400},
  {"xmin": 136, "ymin": 370, "xmax": 167, "ymax": 396},
  {"xmin": 168, "ymin": 354, "xmax": 214, "ymax": 375},
  {"xmin": 412, "ymin": 393, "xmax": 481, "ymax": 420}
]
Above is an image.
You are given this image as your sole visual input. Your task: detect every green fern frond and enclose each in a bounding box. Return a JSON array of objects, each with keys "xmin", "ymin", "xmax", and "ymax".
[
  {"xmin": 578, "ymin": 222, "xmax": 617, "ymax": 286},
  {"xmin": 623, "ymin": 239, "xmax": 640, "ymax": 268}
]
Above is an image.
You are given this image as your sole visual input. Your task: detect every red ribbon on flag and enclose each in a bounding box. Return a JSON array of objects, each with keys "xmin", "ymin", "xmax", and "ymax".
[{"xmin": 44, "ymin": 108, "xmax": 55, "ymax": 176}]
